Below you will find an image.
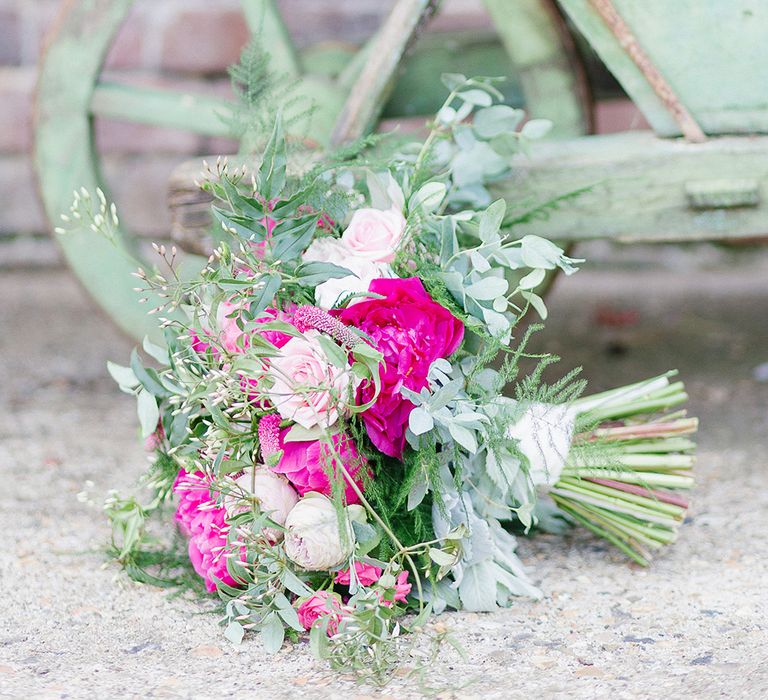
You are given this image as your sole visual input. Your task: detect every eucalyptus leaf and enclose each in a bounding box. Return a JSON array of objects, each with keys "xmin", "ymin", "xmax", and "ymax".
[
  {"xmin": 473, "ymin": 105, "xmax": 524, "ymax": 138},
  {"xmin": 223, "ymin": 621, "xmax": 244, "ymax": 646},
  {"xmin": 465, "ymin": 276, "xmax": 508, "ymax": 301},
  {"xmin": 521, "ymin": 118, "xmax": 553, "ymax": 140},
  {"xmin": 136, "ymin": 389, "xmax": 159, "ymax": 438},
  {"xmin": 458, "ymin": 89, "xmax": 493, "ymax": 107},
  {"xmin": 107, "ymin": 361, "xmax": 139, "ymax": 390},
  {"xmin": 260, "ymin": 611, "xmax": 285, "ymax": 654},
  {"xmin": 409, "ymin": 407, "xmax": 434, "ymax": 436}
]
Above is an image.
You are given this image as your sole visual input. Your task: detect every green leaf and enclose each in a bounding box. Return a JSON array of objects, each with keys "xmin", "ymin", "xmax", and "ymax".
[
  {"xmin": 277, "ymin": 605, "xmax": 304, "ymax": 633},
  {"xmin": 280, "ymin": 568, "xmax": 313, "ymax": 597},
  {"xmin": 316, "ymin": 334, "xmax": 347, "ymax": 369},
  {"xmin": 294, "ymin": 260, "xmax": 354, "ymax": 287},
  {"xmin": 408, "ymin": 407, "xmax": 434, "ymax": 436},
  {"xmin": 309, "ymin": 619, "xmax": 330, "ymax": 659},
  {"xmin": 224, "ymin": 621, "xmax": 244, "ymax": 646},
  {"xmin": 136, "ymin": 389, "xmax": 159, "ymax": 438},
  {"xmin": 351, "ymin": 520, "xmax": 381, "ymax": 555},
  {"xmin": 257, "ymin": 115, "xmax": 287, "ymax": 200},
  {"xmin": 271, "ymin": 215, "xmax": 318, "ymax": 262},
  {"xmin": 519, "ymin": 235, "xmax": 565, "ymax": 270},
  {"xmin": 283, "ymin": 424, "xmax": 326, "ymax": 442},
  {"xmin": 479, "ymin": 199, "xmax": 506, "ymax": 243},
  {"xmin": 473, "ymin": 105, "xmax": 524, "ymax": 139},
  {"xmin": 260, "ymin": 611, "xmax": 285, "ymax": 654},
  {"xmin": 244, "ymin": 274, "xmax": 282, "ymax": 319},
  {"xmin": 142, "ymin": 336, "xmax": 169, "ymax": 365},
  {"xmin": 107, "ymin": 361, "xmax": 139, "ymax": 390},
  {"xmin": 130, "ymin": 349, "xmax": 171, "ymax": 398},
  {"xmin": 458, "ymin": 89, "xmax": 492, "ymax": 107},
  {"xmin": 212, "ymin": 208, "xmax": 265, "ymax": 242},
  {"xmin": 429, "ymin": 547, "xmax": 456, "ymax": 566},
  {"xmin": 521, "ymin": 118, "xmax": 553, "ymax": 140},
  {"xmin": 465, "ymin": 276, "xmax": 508, "ymax": 301},
  {"xmin": 447, "ymin": 422, "xmax": 477, "ymax": 453},
  {"xmin": 518, "ymin": 268, "xmax": 546, "ymax": 290},
  {"xmin": 521, "ymin": 291, "xmax": 548, "ymax": 319}
]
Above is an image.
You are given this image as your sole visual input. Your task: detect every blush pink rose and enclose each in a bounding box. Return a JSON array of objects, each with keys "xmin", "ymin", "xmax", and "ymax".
[
  {"xmin": 173, "ymin": 469, "xmax": 241, "ymax": 593},
  {"xmin": 297, "ymin": 591, "xmax": 346, "ymax": 635},
  {"xmin": 336, "ymin": 277, "xmax": 464, "ymax": 458},
  {"xmin": 273, "ymin": 431, "xmax": 366, "ymax": 505},
  {"xmin": 335, "ymin": 561, "xmax": 382, "ymax": 587},
  {"xmin": 265, "ymin": 330, "xmax": 352, "ymax": 430},
  {"xmin": 340, "ymin": 207, "xmax": 406, "ymax": 264}
]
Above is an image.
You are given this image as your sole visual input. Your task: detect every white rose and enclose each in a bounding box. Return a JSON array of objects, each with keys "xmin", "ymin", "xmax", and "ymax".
[
  {"xmin": 302, "ymin": 236, "xmax": 349, "ymax": 264},
  {"xmin": 266, "ymin": 330, "xmax": 352, "ymax": 430},
  {"xmin": 507, "ymin": 403, "xmax": 577, "ymax": 487},
  {"xmin": 284, "ymin": 493, "xmax": 353, "ymax": 571},
  {"xmin": 227, "ymin": 469, "xmax": 299, "ymax": 542},
  {"xmin": 314, "ymin": 257, "xmax": 394, "ymax": 310},
  {"xmin": 340, "ymin": 207, "xmax": 406, "ymax": 263}
]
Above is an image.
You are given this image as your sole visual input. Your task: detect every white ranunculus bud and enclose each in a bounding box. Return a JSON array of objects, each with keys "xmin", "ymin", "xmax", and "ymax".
[
  {"xmin": 284, "ymin": 492, "xmax": 353, "ymax": 571},
  {"xmin": 229, "ymin": 468, "xmax": 299, "ymax": 542},
  {"xmin": 507, "ymin": 403, "xmax": 577, "ymax": 487}
]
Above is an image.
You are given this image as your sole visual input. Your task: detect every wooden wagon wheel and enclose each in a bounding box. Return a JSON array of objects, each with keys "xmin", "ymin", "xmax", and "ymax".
[{"xmin": 34, "ymin": 0, "xmax": 590, "ymax": 341}]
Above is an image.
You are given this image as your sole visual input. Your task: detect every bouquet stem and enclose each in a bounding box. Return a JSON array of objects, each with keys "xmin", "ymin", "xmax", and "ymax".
[{"xmin": 550, "ymin": 372, "xmax": 697, "ymax": 565}]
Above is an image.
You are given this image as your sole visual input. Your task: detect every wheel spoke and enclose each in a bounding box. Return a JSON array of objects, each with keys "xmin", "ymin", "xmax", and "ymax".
[
  {"xmin": 330, "ymin": 0, "xmax": 439, "ymax": 146},
  {"xmin": 90, "ymin": 81, "xmax": 237, "ymax": 137}
]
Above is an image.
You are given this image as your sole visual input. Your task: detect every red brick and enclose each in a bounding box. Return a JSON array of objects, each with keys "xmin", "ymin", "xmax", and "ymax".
[
  {"xmin": 0, "ymin": 156, "xmax": 46, "ymax": 234},
  {"xmin": 0, "ymin": 8, "xmax": 21, "ymax": 65},
  {"xmin": 0, "ymin": 68, "xmax": 34, "ymax": 153},
  {"xmin": 161, "ymin": 9, "xmax": 249, "ymax": 74},
  {"xmin": 594, "ymin": 98, "xmax": 650, "ymax": 134},
  {"xmin": 103, "ymin": 13, "xmax": 147, "ymax": 70}
]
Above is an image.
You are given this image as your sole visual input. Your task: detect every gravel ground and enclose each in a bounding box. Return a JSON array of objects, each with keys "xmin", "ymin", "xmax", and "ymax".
[{"xmin": 1, "ymin": 256, "xmax": 767, "ymax": 699}]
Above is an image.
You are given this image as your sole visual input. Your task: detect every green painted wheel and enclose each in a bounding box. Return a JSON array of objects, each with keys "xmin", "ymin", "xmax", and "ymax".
[{"xmin": 34, "ymin": 0, "xmax": 589, "ymax": 341}]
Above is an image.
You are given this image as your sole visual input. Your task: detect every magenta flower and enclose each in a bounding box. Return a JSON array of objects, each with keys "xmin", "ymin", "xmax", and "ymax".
[
  {"xmin": 336, "ymin": 277, "xmax": 464, "ymax": 458},
  {"xmin": 272, "ymin": 431, "xmax": 366, "ymax": 505},
  {"xmin": 335, "ymin": 563, "xmax": 411, "ymax": 605},
  {"xmin": 335, "ymin": 561, "xmax": 383, "ymax": 587},
  {"xmin": 173, "ymin": 469, "xmax": 240, "ymax": 593}
]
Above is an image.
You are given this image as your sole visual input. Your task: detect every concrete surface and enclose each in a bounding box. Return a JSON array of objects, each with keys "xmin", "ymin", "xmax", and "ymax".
[{"xmin": 1, "ymin": 253, "xmax": 767, "ymax": 699}]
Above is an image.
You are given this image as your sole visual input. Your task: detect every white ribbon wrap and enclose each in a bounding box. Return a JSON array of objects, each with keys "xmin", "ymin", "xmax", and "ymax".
[{"xmin": 507, "ymin": 402, "xmax": 577, "ymax": 487}]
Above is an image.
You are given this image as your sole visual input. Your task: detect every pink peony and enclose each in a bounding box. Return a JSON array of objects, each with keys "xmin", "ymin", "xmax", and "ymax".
[
  {"xmin": 273, "ymin": 431, "xmax": 366, "ymax": 505},
  {"xmin": 297, "ymin": 591, "xmax": 346, "ymax": 635},
  {"xmin": 173, "ymin": 469, "xmax": 240, "ymax": 593},
  {"xmin": 336, "ymin": 278, "xmax": 464, "ymax": 458},
  {"xmin": 335, "ymin": 561, "xmax": 382, "ymax": 587}
]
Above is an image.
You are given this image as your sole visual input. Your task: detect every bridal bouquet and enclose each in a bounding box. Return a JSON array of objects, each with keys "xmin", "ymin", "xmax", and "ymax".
[{"xmin": 69, "ymin": 76, "xmax": 697, "ymax": 676}]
